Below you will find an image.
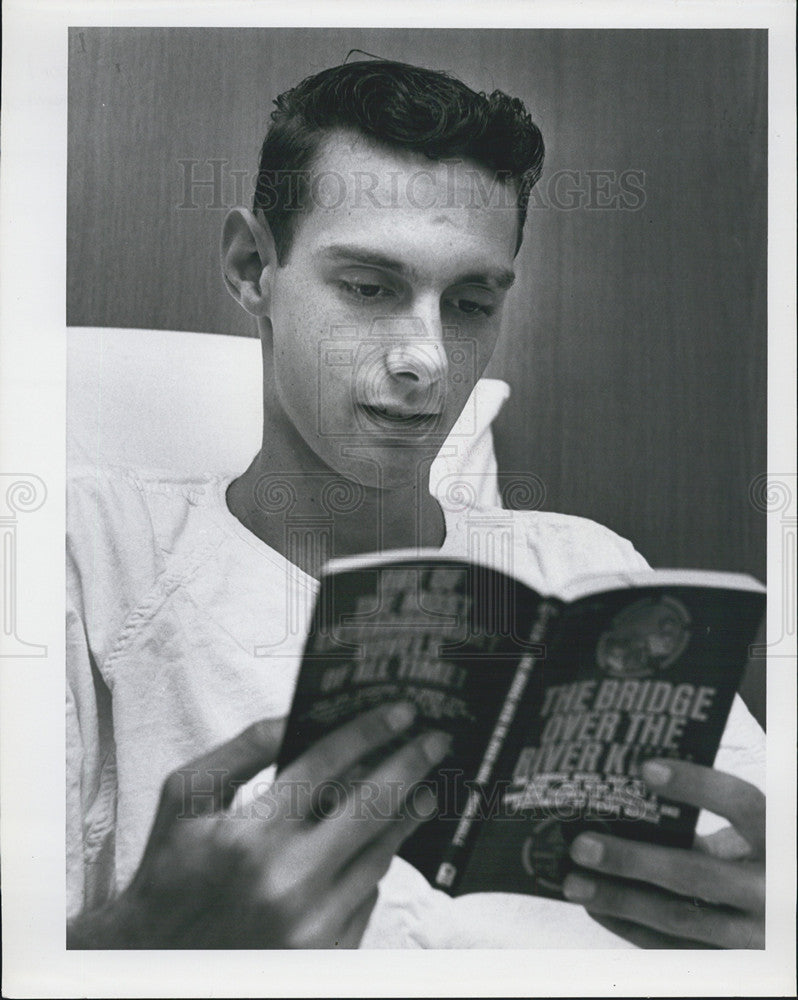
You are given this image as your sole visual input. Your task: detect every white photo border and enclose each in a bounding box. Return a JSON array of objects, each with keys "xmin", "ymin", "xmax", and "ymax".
[{"xmin": 1, "ymin": 1, "xmax": 795, "ymax": 996}]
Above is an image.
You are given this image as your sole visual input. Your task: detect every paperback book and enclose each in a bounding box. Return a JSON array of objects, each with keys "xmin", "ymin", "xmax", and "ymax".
[{"xmin": 277, "ymin": 551, "xmax": 764, "ymax": 899}]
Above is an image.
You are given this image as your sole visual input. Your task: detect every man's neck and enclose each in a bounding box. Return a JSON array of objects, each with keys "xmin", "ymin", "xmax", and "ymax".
[{"xmin": 226, "ymin": 382, "xmax": 446, "ymax": 577}]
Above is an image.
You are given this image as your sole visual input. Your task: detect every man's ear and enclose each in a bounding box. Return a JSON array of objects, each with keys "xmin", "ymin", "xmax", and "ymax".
[{"xmin": 220, "ymin": 207, "xmax": 277, "ymax": 317}]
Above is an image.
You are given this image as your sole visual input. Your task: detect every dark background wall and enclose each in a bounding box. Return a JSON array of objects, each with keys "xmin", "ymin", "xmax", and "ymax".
[{"xmin": 67, "ymin": 28, "xmax": 767, "ymax": 585}]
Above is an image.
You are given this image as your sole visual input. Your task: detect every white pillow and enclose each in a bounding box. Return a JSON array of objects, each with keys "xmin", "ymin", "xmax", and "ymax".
[{"xmin": 66, "ymin": 327, "xmax": 509, "ymax": 508}]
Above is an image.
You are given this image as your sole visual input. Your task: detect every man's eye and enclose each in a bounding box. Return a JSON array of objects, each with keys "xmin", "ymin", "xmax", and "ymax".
[
  {"xmin": 341, "ymin": 280, "xmax": 393, "ymax": 299},
  {"xmin": 447, "ymin": 297, "xmax": 493, "ymax": 317}
]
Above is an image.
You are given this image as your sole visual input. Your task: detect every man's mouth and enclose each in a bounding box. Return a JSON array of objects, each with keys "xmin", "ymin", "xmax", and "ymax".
[{"xmin": 357, "ymin": 404, "xmax": 441, "ymax": 434}]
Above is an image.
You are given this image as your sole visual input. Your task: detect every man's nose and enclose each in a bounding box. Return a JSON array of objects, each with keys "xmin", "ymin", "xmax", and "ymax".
[{"xmin": 380, "ymin": 310, "xmax": 449, "ymax": 397}]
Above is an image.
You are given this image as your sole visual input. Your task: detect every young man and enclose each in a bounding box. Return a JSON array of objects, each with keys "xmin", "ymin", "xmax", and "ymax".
[{"xmin": 67, "ymin": 59, "xmax": 765, "ymax": 949}]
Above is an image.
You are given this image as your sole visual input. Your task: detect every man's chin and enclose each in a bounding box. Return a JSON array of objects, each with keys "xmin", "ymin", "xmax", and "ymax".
[{"xmin": 326, "ymin": 441, "xmax": 443, "ymax": 492}]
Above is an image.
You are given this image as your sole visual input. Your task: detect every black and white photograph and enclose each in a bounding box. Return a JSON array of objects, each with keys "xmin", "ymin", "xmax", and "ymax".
[{"xmin": 1, "ymin": 1, "xmax": 795, "ymax": 996}]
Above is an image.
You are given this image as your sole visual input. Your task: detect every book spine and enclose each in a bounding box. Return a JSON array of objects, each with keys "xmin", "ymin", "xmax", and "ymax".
[{"xmin": 434, "ymin": 599, "xmax": 559, "ymax": 892}]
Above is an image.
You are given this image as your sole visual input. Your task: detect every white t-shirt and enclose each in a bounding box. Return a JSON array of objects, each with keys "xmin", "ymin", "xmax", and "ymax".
[{"xmin": 66, "ymin": 465, "xmax": 765, "ymax": 947}]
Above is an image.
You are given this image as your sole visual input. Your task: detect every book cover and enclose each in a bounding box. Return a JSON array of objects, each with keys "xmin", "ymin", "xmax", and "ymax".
[
  {"xmin": 452, "ymin": 582, "xmax": 764, "ymax": 898},
  {"xmin": 276, "ymin": 551, "xmax": 764, "ymax": 900}
]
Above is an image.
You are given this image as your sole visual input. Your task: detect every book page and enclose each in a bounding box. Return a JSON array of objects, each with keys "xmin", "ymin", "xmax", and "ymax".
[{"xmin": 557, "ymin": 567, "xmax": 765, "ymax": 605}]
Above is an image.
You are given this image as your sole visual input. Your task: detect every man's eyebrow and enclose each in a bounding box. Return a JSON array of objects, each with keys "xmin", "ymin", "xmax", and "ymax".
[
  {"xmin": 457, "ymin": 269, "xmax": 516, "ymax": 291},
  {"xmin": 318, "ymin": 244, "xmax": 515, "ymax": 290}
]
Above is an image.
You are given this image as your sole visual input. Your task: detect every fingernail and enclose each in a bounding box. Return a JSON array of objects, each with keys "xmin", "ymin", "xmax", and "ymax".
[
  {"xmin": 385, "ymin": 701, "xmax": 416, "ymax": 731},
  {"xmin": 411, "ymin": 785, "xmax": 438, "ymax": 820},
  {"xmin": 571, "ymin": 835, "xmax": 603, "ymax": 867},
  {"xmin": 642, "ymin": 760, "xmax": 671, "ymax": 786},
  {"xmin": 420, "ymin": 730, "xmax": 451, "ymax": 764},
  {"xmin": 563, "ymin": 873, "xmax": 596, "ymax": 902}
]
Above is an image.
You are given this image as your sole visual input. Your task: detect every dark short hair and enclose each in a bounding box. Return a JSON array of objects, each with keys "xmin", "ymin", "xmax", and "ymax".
[{"xmin": 253, "ymin": 59, "xmax": 544, "ymax": 264}]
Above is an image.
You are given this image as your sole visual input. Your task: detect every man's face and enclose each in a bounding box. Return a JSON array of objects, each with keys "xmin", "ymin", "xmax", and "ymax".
[{"xmin": 265, "ymin": 130, "xmax": 518, "ymax": 489}]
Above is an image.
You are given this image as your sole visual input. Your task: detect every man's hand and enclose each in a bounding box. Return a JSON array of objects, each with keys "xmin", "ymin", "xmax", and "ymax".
[
  {"xmin": 68, "ymin": 702, "xmax": 448, "ymax": 949},
  {"xmin": 563, "ymin": 759, "xmax": 765, "ymax": 948}
]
